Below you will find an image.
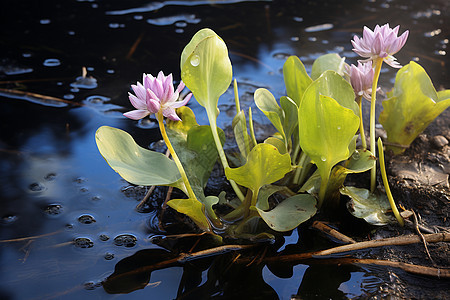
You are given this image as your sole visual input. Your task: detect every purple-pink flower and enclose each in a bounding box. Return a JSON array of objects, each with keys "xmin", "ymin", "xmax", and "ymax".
[
  {"xmin": 123, "ymin": 71, "xmax": 192, "ymax": 121},
  {"xmin": 346, "ymin": 61, "xmax": 375, "ymax": 101},
  {"xmin": 351, "ymin": 23, "xmax": 409, "ymax": 68}
]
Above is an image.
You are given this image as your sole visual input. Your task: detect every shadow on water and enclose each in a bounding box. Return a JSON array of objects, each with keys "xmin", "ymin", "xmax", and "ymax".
[{"xmin": 0, "ymin": 0, "xmax": 449, "ymax": 299}]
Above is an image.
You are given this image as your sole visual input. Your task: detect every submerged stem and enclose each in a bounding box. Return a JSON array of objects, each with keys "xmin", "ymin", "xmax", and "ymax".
[
  {"xmin": 157, "ymin": 112, "xmax": 196, "ymax": 201},
  {"xmin": 318, "ymin": 175, "xmax": 329, "ymax": 209},
  {"xmin": 377, "ymin": 138, "xmax": 404, "ymax": 226},
  {"xmin": 357, "ymin": 95, "xmax": 367, "ymax": 149},
  {"xmin": 370, "ymin": 58, "xmax": 383, "ymax": 192}
]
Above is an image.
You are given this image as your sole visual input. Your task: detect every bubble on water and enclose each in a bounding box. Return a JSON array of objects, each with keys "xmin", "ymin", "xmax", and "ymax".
[
  {"xmin": 134, "ymin": 15, "xmax": 143, "ymax": 20},
  {"xmin": 64, "ymin": 94, "xmax": 75, "ymax": 100},
  {"xmin": 106, "ymin": 69, "xmax": 115, "ymax": 74},
  {"xmin": 435, "ymin": 50, "xmax": 446, "ymax": 56},
  {"xmin": 74, "ymin": 237, "xmax": 94, "ymax": 248},
  {"xmin": 44, "ymin": 204, "xmax": 63, "ymax": 215},
  {"xmin": 175, "ymin": 21, "xmax": 187, "ymax": 28},
  {"xmin": 29, "ymin": 182, "xmax": 45, "ymax": 192},
  {"xmin": 109, "ymin": 23, "xmax": 120, "ymax": 29},
  {"xmin": 68, "ymin": 30, "xmax": 75, "ymax": 36},
  {"xmin": 78, "ymin": 214, "xmax": 96, "ymax": 224},
  {"xmin": 1, "ymin": 215, "xmax": 18, "ymax": 225},
  {"xmin": 114, "ymin": 234, "xmax": 137, "ymax": 247},
  {"xmin": 44, "ymin": 173, "xmax": 57, "ymax": 181},
  {"xmin": 321, "ymin": 156, "xmax": 327, "ymax": 162},
  {"xmin": 352, "ymin": 150, "xmax": 361, "ymax": 160},
  {"xmin": 91, "ymin": 195, "xmax": 101, "ymax": 201},
  {"xmin": 83, "ymin": 281, "xmax": 101, "ymax": 290},
  {"xmin": 104, "ymin": 252, "xmax": 115, "ymax": 260},
  {"xmin": 190, "ymin": 55, "xmax": 200, "ymax": 67},
  {"xmin": 43, "ymin": 58, "xmax": 60, "ymax": 67},
  {"xmin": 22, "ymin": 53, "xmax": 32, "ymax": 58},
  {"xmin": 308, "ymin": 37, "xmax": 317, "ymax": 42},
  {"xmin": 291, "ymin": 36, "xmax": 299, "ymax": 42},
  {"xmin": 85, "ymin": 95, "xmax": 110, "ymax": 104},
  {"xmin": 175, "ymin": 28, "xmax": 184, "ymax": 34},
  {"xmin": 293, "ymin": 16, "xmax": 304, "ymax": 22},
  {"xmin": 79, "ymin": 187, "xmax": 89, "ymax": 193},
  {"xmin": 40, "ymin": 19, "xmax": 51, "ymax": 25},
  {"xmin": 99, "ymin": 234, "xmax": 110, "ymax": 241}
]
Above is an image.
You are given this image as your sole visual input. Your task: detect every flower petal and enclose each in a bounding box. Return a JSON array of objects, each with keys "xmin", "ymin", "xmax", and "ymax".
[
  {"xmin": 123, "ymin": 109, "xmax": 150, "ymax": 120},
  {"xmin": 128, "ymin": 93, "xmax": 147, "ymax": 110},
  {"xmin": 162, "ymin": 107, "xmax": 181, "ymax": 121},
  {"xmin": 171, "ymin": 93, "xmax": 192, "ymax": 108}
]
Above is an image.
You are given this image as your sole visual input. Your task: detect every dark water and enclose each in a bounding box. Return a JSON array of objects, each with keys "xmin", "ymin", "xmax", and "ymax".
[{"xmin": 0, "ymin": 0, "xmax": 448, "ymax": 299}]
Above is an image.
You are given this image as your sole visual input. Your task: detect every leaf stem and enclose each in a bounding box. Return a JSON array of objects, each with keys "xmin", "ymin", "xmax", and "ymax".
[
  {"xmin": 377, "ymin": 138, "xmax": 404, "ymax": 226},
  {"xmin": 207, "ymin": 110, "xmax": 245, "ymax": 201},
  {"xmin": 356, "ymin": 95, "xmax": 367, "ymax": 149},
  {"xmin": 157, "ymin": 112, "xmax": 197, "ymax": 201},
  {"xmin": 370, "ymin": 58, "xmax": 383, "ymax": 192},
  {"xmin": 318, "ymin": 175, "xmax": 329, "ymax": 209}
]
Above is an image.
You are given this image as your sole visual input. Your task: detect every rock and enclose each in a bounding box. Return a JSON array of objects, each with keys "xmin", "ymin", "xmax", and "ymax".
[{"xmin": 431, "ymin": 135, "xmax": 448, "ymax": 149}]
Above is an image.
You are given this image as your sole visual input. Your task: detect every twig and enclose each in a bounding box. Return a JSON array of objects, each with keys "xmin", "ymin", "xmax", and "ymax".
[
  {"xmin": 412, "ymin": 210, "xmax": 436, "ymax": 266},
  {"xmin": 311, "ymin": 221, "xmax": 356, "ymax": 244},
  {"xmin": 300, "ymin": 257, "xmax": 450, "ymax": 279},
  {"xmin": 0, "ymin": 87, "xmax": 83, "ymax": 106},
  {"xmin": 236, "ymin": 233, "xmax": 450, "ymax": 265},
  {"xmin": 136, "ymin": 185, "xmax": 156, "ymax": 211},
  {"xmin": 0, "ymin": 229, "xmax": 63, "ymax": 243},
  {"xmin": 104, "ymin": 244, "xmax": 256, "ymax": 283},
  {"xmin": 126, "ymin": 32, "xmax": 145, "ymax": 60}
]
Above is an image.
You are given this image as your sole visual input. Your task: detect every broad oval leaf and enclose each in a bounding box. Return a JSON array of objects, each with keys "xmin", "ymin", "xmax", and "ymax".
[
  {"xmin": 255, "ymin": 194, "xmax": 317, "ymax": 232},
  {"xmin": 254, "ymin": 88, "xmax": 285, "ymax": 138},
  {"xmin": 225, "ymin": 143, "xmax": 291, "ymax": 193},
  {"xmin": 341, "ymin": 186, "xmax": 394, "ymax": 226},
  {"xmin": 298, "ymin": 93, "xmax": 359, "ymax": 182},
  {"xmin": 181, "ymin": 28, "xmax": 232, "ymax": 119},
  {"xmin": 283, "ymin": 56, "xmax": 313, "ymax": 106},
  {"xmin": 379, "ymin": 61, "xmax": 450, "ymax": 154},
  {"xmin": 167, "ymin": 198, "xmax": 210, "ymax": 230},
  {"xmin": 311, "ymin": 53, "xmax": 346, "ymax": 80},
  {"xmin": 95, "ymin": 126, "xmax": 181, "ymax": 186}
]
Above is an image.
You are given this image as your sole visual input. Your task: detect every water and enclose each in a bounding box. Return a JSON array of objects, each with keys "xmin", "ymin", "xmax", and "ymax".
[{"xmin": 0, "ymin": 0, "xmax": 449, "ymax": 299}]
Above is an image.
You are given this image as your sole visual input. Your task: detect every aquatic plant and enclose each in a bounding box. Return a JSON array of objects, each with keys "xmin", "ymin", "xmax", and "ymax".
[{"xmin": 96, "ymin": 25, "xmax": 449, "ymax": 238}]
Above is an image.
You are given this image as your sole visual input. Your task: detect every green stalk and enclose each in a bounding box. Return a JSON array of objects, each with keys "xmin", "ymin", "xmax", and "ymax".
[
  {"xmin": 157, "ymin": 112, "xmax": 197, "ymax": 201},
  {"xmin": 357, "ymin": 95, "xmax": 367, "ymax": 149},
  {"xmin": 370, "ymin": 58, "xmax": 383, "ymax": 192},
  {"xmin": 248, "ymin": 107, "xmax": 257, "ymax": 147},
  {"xmin": 206, "ymin": 110, "xmax": 245, "ymax": 201},
  {"xmin": 378, "ymin": 138, "xmax": 404, "ymax": 226},
  {"xmin": 318, "ymin": 175, "xmax": 329, "ymax": 209}
]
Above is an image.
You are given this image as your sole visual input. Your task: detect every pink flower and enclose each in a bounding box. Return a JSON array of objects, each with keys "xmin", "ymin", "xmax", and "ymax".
[
  {"xmin": 351, "ymin": 23, "xmax": 409, "ymax": 68},
  {"xmin": 346, "ymin": 61, "xmax": 375, "ymax": 101},
  {"xmin": 123, "ymin": 71, "xmax": 192, "ymax": 121}
]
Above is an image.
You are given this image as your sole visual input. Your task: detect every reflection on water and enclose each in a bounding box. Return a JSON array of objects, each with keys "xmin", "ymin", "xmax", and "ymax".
[{"xmin": 0, "ymin": 0, "xmax": 448, "ymax": 299}]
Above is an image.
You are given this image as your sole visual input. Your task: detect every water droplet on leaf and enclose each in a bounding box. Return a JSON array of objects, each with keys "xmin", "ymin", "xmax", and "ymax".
[
  {"xmin": 190, "ymin": 55, "xmax": 200, "ymax": 67},
  {"xmin": 321, "ymin": 156, "xmax": 327, "ymax": 161},
  {"xmin": 352, "ymin": 150, "xmax": 360, "ymax": 160}
]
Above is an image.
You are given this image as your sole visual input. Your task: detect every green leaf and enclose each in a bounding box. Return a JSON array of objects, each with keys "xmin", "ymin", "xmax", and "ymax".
[
  {"xmin": 264, "ymin": 137, "xmax": 287, "ymax": 155},
  {"xmin": 180, "ymin": 28, "xmax": 232, "ymax": 120},
  {"xmin": 280, "ymin": 96, "xmax": 299, "ymax": 142},
  {"xmin": 232, "ymin": 109, "xmax": 252, "ymax": 162},
  {"xmin": 283, "ymin": 56, "xmax": 313, "ymax": 106},
  {"xmin": 167, "ymin": 198, "xmax": 210, "ymax": 230},
  {"xmin": 311, "ymin": 53, "xmax": 346, "ymax": 80},
  {"xmin": 225, "ymin": 143, "xmax": 291, "ymax": 194},
  {"xmin": 255, "ymin": 194, "xmax": 317, "ymax": 231},
  {"xmin": 379, "ymin": 61, "xmax": 450, "ymax": 154},
  {"xmin": 254, "ymin": 88, "xmax": 285, "ymax": 139},
  {"xmin": 340, "ymin": 186, "xmax": 394, "ymax": 226},
  {"xmin": 298, "ymin": 87, "xmax": 359, "ymax": 184},
  {"xmin": 95, "ymin": 126, "xmax": 181, "ymax": 187}
]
